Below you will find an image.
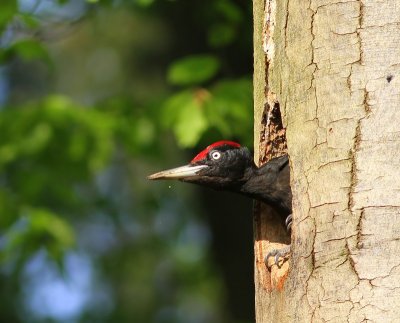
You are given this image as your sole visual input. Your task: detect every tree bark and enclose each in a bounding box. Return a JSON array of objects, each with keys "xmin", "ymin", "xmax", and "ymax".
[{"xmin": 253, "ymin": 0, "xmax": 400, "ymax": 322}]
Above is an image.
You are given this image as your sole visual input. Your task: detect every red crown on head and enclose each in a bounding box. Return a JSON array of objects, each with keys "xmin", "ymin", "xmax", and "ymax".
[{"xmin": 190, "ymin": 141, "xmax": 241, "ymax": 163}]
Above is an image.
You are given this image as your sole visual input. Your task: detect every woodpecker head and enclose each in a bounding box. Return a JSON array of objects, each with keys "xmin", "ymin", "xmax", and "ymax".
[{"xmin": 148, "ymin": 141, "xmax": 254, "ymax": 190}]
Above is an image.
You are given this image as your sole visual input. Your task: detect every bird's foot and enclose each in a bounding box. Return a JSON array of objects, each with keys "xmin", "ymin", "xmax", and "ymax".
[
  {"xmin": 285, "ymin": 214, "xmax": 292, "ymax": 231},
  {"xmin": 265, "ymin": 245, "xmax": 291, "ymax": 270}
]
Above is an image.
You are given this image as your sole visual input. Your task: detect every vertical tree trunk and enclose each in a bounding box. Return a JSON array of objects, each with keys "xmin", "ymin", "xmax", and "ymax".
[{"xmin": 253, "ymin": 0, "xmax": 400, "ymax": 322}]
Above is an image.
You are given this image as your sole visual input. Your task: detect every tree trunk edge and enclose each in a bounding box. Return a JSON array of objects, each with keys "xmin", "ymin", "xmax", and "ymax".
[
  {"xmin": 253, "ymin": 0, "xmax": 291, "ymax": 321},
  {"xmin": 253, "ymin": 0, "xmax": 400, "ymax": 322}
]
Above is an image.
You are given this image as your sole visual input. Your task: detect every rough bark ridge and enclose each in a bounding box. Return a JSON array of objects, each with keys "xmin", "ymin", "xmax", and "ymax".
[
  {"xmin": 253, "ymin": 0, "xmax": 400, "ymax": 322},
  {"xmin": 253, "ymin": 0, "xmax": 291, "ymax": 317}
]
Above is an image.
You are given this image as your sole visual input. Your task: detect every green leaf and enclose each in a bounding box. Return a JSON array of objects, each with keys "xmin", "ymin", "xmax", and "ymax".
[
  {"xmin": 0, "ymin": 39, "xmax": 51, "ymax": 65},
  {"xmin": 134, "ymin": 0, "xmax": 155, "ymax": 6},
  {"xmin": 208, "ymin": 23, "xmax": 236, "ymax": 48},
  {"xmin": 175, "ymin": 97, "xmax": 208, "ymax": 147},
  {"xmin": 0, "ymin": 0, "xmax": 17, "ymax": 31},
  {"xmin": 205, "ymin": 78, "xmax": 253, "ymax": 146},
  {"xmin": 163, "ymin": 89, "xmax": 209, "ymax": 147},
  {"xmin": 1, "ymin": 208, "xmax": 75, "ymax": 265},
  {"xmin": 12, "ymin": 39, "xmax": 50, "ymax": 62},
  {"xmin": 162, "ymin": 90, "xmax": 193, "ymax": 127},
  {"xmin": 18, "ymin": 13, "xmax": 40, "ymax": 29},
  {"xmin": 167, "ymin": 55, "xmax": 220, "ymax": 86},
  {"xmin": 214, "ymin": 0, "xmax": 243, "ymax": 23},
  {"xmin": 28, "ymin": 208, "xmax": 75, "ymax": 250},
  {"xmin": 20, "ymin": 123, "xmax": 53, "ymax": 155}
]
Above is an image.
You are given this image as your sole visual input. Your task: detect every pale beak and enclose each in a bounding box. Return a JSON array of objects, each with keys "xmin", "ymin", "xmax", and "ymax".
[{"xmin": 148, "ymin": 164, "xmax": 208, "ymax": 180}]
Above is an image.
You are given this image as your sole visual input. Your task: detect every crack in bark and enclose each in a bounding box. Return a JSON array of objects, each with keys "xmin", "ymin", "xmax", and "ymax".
[
  {"xmin": 355, "ymin": 208, "xmax": 364, "ymax": 249},
  {"xmin": 283, "ymin": 0, "xmax": 290, "ymax": 61},
  {"xmin": 321, "ymin": 234, "xmax": 357, "ymax": 244},
  {"xmin": 346, "ymin": 237, "xmax": 359, "ymax": 276},
  {"xmin": 316, "ymin": 158, "xmax": 351, "ymax": 171},
  {"xmin": 309, "ymin": 2, "xmax": 318, "ymax": 120},
  {"xmin": 357, "ymin": 0, "xmax": 364, "ymax": 64},
  {"xmin": 310, "ymin": 202, "xmax": 340, "ymax": 209}
]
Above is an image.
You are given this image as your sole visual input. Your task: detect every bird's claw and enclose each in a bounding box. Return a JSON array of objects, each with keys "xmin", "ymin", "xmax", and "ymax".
[
  {"xmin": 265, "ymin": 245, "xmax": 291, "ymax": 270},
  {"xmin": 285, "ymin": 214, "xmax": 292, "ymax": 231}
]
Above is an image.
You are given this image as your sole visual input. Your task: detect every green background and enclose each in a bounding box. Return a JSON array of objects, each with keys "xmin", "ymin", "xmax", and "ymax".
[{"xmin": 0, "ymin": 0, "xmax": 254, "ymax": 322}]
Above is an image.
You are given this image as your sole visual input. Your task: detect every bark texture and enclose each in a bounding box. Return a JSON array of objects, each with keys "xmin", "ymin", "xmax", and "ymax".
[
  {"xmin": 253, "ymin": 0, "xmax": 291, "ymax": 310},
  {"xmin": 253, "ymin": 0, "xmax": 400, "ymax": 322}
]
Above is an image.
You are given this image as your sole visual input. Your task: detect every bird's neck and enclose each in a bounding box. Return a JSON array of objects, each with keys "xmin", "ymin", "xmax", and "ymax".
[
  {"xmin": 236, "ymin": 164, "xmax": 285, "ymax": 211},
  {"xmin": 237, "ymin": 165, "xmax": 267, "ymax": 199}
]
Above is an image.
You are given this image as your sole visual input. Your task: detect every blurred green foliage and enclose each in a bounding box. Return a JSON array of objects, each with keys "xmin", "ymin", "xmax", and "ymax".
[
  {"xmin": 0, "ymin": 0, "xmax": 253, "ymax": 322},
  {"xmin": 2, "ymin": 207, "xmax": 75, "ymax": 266},
  {"xmin": 0, "ymin": 39, "xmax": 50, "ymax": 64},
  {"xmin": 163, "ymin": 78, "xmax": 252, "ymax": 147},
  {"xmin": 167, "ymin": 55, "xmax": 221, "ymax": 86}
]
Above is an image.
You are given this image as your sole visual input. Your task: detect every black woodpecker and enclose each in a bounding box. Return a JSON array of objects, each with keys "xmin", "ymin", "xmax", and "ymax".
[{"xmin": 148, "ymin": 141, "xmax": 292, "ymax": 268}]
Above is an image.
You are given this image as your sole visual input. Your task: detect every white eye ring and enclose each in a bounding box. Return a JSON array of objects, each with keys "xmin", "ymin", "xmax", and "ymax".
[{"xmin": 211, "ymin": 151, "xmax": 221, "ymax": 160}]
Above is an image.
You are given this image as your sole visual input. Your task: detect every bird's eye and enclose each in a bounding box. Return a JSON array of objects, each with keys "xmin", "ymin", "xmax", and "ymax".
[{"xmin": 211, "ymin": 151, "xmax": 221, "ymax": 160}]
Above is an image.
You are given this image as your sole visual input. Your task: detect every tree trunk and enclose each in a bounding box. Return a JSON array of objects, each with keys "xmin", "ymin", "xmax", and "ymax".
[{"xmin": 253, "ymin": 0, "xmax": 400, "ymax": 322}]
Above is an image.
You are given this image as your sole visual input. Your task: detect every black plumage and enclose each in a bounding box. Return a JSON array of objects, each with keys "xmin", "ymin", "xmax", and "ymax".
[{"xmin": 148, "ymin": 141, "xmax": 292, "ymax": 228}]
